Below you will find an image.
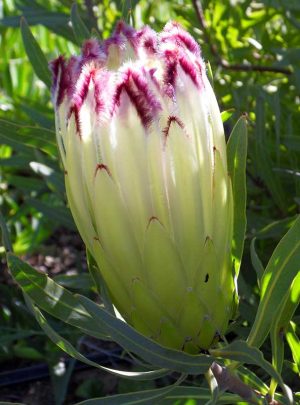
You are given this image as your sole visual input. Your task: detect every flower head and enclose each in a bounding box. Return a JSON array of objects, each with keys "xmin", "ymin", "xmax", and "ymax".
[{"xmin": 51, "ymin": 21, "xmax": 235, "ymax": 353}]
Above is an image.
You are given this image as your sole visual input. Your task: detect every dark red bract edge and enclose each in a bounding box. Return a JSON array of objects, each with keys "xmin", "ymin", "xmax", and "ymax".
[
  {"xmin": 94, "ymin": 163, "xmax": 112, "ymax": 177},
  {"xmin": 50, "ymin": 21, "xmax": 205, "ymax": 130},
  {"xmin": 163, "ymin": 115, "xmax": 185, "ymax": 141}
]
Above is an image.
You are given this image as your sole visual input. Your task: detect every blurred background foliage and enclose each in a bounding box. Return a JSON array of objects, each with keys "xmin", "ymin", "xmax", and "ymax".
[{"xmin": 0, "ymin": 0, "xmax": 299, "ymax": 403}]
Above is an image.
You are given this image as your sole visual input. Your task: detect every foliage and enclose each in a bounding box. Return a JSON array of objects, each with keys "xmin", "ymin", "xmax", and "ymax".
[{"xmin": 0, "ymin": 0, "xmax": 299, "ymax": 404}]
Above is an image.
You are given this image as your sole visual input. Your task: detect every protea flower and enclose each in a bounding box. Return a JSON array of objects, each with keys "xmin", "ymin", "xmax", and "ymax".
[{"xmin": 51, "ymin": 21, "xmax": 235, "ymax": 353}]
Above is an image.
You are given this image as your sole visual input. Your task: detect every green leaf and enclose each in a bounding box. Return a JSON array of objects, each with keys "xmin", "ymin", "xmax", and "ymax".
[
  {"xmin": 79, "ymin": 295, "xmax": 213, "ymax": 375},
  {"xmin": 0, "ymin": 119, "xmax": 56, "ymax": 156},
  {"xmin": 27, "ymin": 199, "xmax": 76, "ymax": 230},
  {"xmin": 20, "ymin": 17, "xmax": 52, "ymax": 88},
  {"xmin": 8, "ymin": 254, "xmax": 214, "ymax": 375},
  {"xmin": 8, "ymin": 253, "xmax": 110, "ymax": 340},
  {"xmin": 221, "ymin": 109, "xmax": 235, "ymax": 123},
  {"xmin": 74, "ymin": 374, "xmax": 187, "ymax": 405},
  {"xmin": 269, "ymin": 271, "xmax": 300, "ymax": 396},
  {"xmin": 227, "ymin": 115, "xmax": 247, "ymax": 276},
  {"xmin": 0, "ymin": 156, "xmax": 32, "ymax": 167},
  {"xmin": 205, "ymin": 368, "xmax": 219, "ymax": 405},
  {"xmin": 160, "ymin": 386, "xmax": 244, "ymax": 404},
  {"xmin": 250, "ymin": 237, "xmax": 264, "ymax": 285},
  {"xmin": 24, "ymin": 294, "xmax": 168, "ymax": 381},
  {"xmin": 6, "ymin": 175, "xmax": 45, "ymax": 193},
  {"xmin": 86, "ymin": 250, "xmax": 115, "ymax": 315},
  {"xmin": 169, "ymin": 386, "xmax": 291, "ymax": 404},
  {"xmin": 53, "ymin": 273, "xmax": 93, "ymax": 291},
  {"xmin": 17, "ymin": 101, "xmax": 54, "ymax": 129},
  {"xmin": 247, "ymin": 215, "xmax": 300, "ymax": 349},
  {"xmin": 284, "ymin": 360, "xmax": 299, "ymax": 375},
  {"xmin": 20, "ymin": 126, "xmax": 57, "ymax": 156},
  {"xmin": 236, "ymin": 366, "xmax": 268, "ymax": 395},
  {"xmin": 254, "ymin": 216, "xmax": 298, "ymax": 240},
  {"xmin": 13, "ymin": 344, "xmax": 44, "ymax": 360},
  {"xmin": 270, "ymin": 322, "xmax": 285, "ymax": 398},
  {"xmin": 286, "ymin": 322, "xmax": 300, "ymax": 373},
  {"xmin": 0, "ymin": 210, "xmax": 13, "ymax": 252},
  {"xmin": 210, "ymin": 340, "xmax": 293, "ymax": 404},
  {"xmin": 0, "ymin": 2, "xmax": 76, "ymax": 42},
  {"xmin": 0, "ymin": 329, "xmax": 43, "ymax": 345},
  {"xmin": 255, "ymin": 95, "xmax": 286, "ymax": 213},
  {"xmin": 71, "ymin": 3, "xmax": 90, "ymax": 45}
]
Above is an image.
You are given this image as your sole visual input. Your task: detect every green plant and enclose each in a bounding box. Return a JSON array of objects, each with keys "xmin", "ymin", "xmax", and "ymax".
[{"xmin": 0, "ymin": 1, "xmax": 299, "ymax": 404}]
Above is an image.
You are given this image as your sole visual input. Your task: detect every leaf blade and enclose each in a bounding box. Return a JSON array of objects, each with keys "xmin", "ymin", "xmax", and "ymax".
[
  {"xmin": 247, "ymin": 215, "xmax": 300, "ymax": 349},
  {"xmin": 20, "ymin": 17, "xmax": 52, "ymax": 88},
  {"xmin": 210, "ymin": 340, "xmax": 293, "ymax": 404},
  {"xmin": 74, "ymin": 374, "xmax": 187, "ymax": 405},
  {"xmin": 8, "ymin": 254, "xmax": 214, "ymax": 375},
  {"xmin": 227, "ymin": 115, "xmax": 248, "ymax": 276},
  {"xmin": 71, "ymin": 3, "xmax": 90, "ymax": 45},
  {"xmin": 24, "ymin": 294, "xmax": 168, "ymax": 381}
]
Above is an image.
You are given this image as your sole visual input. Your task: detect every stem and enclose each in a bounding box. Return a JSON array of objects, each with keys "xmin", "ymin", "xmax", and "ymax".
[
  {"xmin": 191, "ymin": 0, "xmax": 292, "ymax": 75},
  {"xmin": 211, "ymin": 362, "xmax": 282, "ymax": 405},
  {"xmin": 210, "ymin": 362, "xmax": 263, "ymax": 404}
]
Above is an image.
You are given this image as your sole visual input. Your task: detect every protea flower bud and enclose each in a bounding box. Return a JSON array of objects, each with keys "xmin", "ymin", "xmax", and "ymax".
[{"xmin": 51, "ymin": 21, "xmax": 235, "ymax": 353}]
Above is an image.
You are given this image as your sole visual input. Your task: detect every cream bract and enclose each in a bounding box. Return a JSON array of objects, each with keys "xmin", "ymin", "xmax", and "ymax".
[{"xmin": 51, "ymin": 21, "xmax": 235, "ymax": 353}]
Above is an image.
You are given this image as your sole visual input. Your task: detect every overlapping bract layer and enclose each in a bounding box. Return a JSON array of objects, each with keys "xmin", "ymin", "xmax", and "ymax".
[{"xmin": 51, "ymin": 21, "xmax": 235, "ymax": 353}]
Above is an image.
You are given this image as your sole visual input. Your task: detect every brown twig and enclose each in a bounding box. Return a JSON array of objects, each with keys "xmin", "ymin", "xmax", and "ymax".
[
  {"xmin": 191, "ymin": 0, "xmax": 292, "ymax": 75},
  {"xmin": 211, "ymin": 362, "xmax": 280, "ymax": 404}
]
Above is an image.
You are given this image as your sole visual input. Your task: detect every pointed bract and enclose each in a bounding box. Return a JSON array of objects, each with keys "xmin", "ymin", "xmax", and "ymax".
[{"xmin": 52, "ymin": 22, "xmax": 235, "ymax": 352}]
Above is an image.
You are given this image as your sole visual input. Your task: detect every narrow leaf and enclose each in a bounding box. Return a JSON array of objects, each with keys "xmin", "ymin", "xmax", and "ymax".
[
  {"xmin": 1, "ymin": 4, "xmax": 76, "ymax": 42},
  {"xmin": 71, "ymin": 3, "xmax": 90, "ymax": 45},
  {"xmin": 8, "ymin": 254, "xmax": 214, "ymax": 375},
  {"xmin": 75, "ymin": 374, "xmax": 187, "ymax": 405},
  {"xmin": 221, "ymin": 109, "xmax": 234, "ymax": 123},
  {"xmin": 0, "ymin": 210, "xmax": 13, "ymax": 252},
  {"xmin": 210, "ymin": 340, "xmax": 293, "ymax": 404},
  {"xmin": 269, "ymin": 322, "xmax": 285, "ymax": 398},
  {"xmin": 163, "ymin": 386, "xmax": 243, "ymax": 404},
  {"xmin": 255, "ymin": 215, "xmax": 297, "ymax": 240},
  {"xmin": 205, "ymin": 368, "xmax": 219, "ymax": 405},
  {"xmin": 0, "ymin": 402, "xmax": 26, "ymax": 405},
  {"xmin": 0, "ymin": 119, "xmax": 56, "ymax": 156},
  {"xmin": 236, "ymin": 366, "xmax": 268, "ymax": 395},
  {"xmin": 86, "ymin": 250, "xmax": 115, "ymax": 315},
  {"xmin": 8, "ymin": 253, "xmax": 110, "ymax": 340},
  {"xmin": 247, "ymin": 215, "xmax": 300, "ymax": 349},
  {"xmin": 20, "ymin": 17, "xmax": 52, "ymax": 88},
  {"xmin": 255, "ymin": 95, "xmax": 285, "ymax": 212},
  {"xmin": 79, "ymin": 295, "xmax": 213, "ymax": 374},
  {"xmin": 27, "ymin": 199, "xmax": 76, "ymax": 230},
  {"xmin": 286, "ymin": 322, "xmax": 300, "ymax": 372},
  {"xmin": 227, "ymin": 115, "xmax": 247, "ymax": 276},
  {"xmin": 250, "ymin": 237, "xmax": 264, "ymax": 285},
  {"xmin": 270, "ymin": 271, "xmax": 300, "ymax": 395},
  {"xmin": 24, "ymin": 294, "xmax": 168, "ymax": 381}
]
